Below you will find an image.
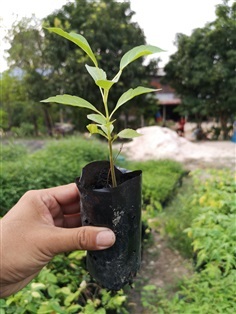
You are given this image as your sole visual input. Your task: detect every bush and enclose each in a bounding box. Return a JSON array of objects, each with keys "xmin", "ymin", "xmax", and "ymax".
[
  {"xmin": 0, "ymin": 136, "xmax": 108, "ymax": 215},
  {"xmin": 0, "ymin": 142, "xmax": 28, "ymax": 162},
  {"xmin": 11, "ymin": 123, "xmax": 35, "ymax": 137},
  {"xmin": 142, "ymin": 169, "xmax": 236, "ymax": 313},
  {"xmin": 129, "ymin": 160, "xmax": 186, "ymax": 221}
]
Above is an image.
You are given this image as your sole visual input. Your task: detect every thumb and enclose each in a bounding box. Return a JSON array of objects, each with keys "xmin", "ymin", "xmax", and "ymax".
[{"xmin": 45, "ymin": 226, "xmax": 116, "ymax": 255}]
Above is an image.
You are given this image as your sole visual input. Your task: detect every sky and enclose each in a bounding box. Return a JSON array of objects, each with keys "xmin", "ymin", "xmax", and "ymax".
[{"xmin": 0, "ymin": 0, "xmax": 225, "ymax": 72}]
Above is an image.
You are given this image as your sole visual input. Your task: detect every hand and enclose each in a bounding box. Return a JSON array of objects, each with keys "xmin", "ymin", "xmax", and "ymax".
[{"xmin": 0, "ymin": 183, "xmax": 115, "ymax": 298}]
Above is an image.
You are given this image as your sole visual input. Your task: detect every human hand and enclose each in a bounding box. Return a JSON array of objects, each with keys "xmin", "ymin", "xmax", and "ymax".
[{"xmin": 0, "ymin": 183, "xmax": 116, "ymax": 298}]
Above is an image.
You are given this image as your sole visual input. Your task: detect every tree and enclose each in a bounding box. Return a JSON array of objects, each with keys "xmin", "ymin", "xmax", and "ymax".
[
  {"xmin": 5, "ymin": 16, "xmax": 59, "ymax": 136},
  {"xmin": 43, "ymin": 0, "xmax": 159, "ymax": 130},
  {"xmin": 163, "ymin": 0, "xmax": 236, "ymax": 139},
  {"xmin": 5, "ymin": 0, "xmax": 160, "ymax": 134}
]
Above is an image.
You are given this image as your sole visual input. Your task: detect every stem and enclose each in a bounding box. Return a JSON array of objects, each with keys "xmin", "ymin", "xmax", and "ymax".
[
  {"xmin": 108, "ymin": 138, "xmax": 117, "ymax": 187},
  {"xmin": 102, "ymin": 89, "xmax": 117, "ymax": 188}
]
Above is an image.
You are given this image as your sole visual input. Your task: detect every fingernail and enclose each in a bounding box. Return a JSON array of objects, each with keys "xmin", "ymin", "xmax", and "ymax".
[{"xmin": 96, "ymin": 230, "xmax": 116, "ymax": 249}]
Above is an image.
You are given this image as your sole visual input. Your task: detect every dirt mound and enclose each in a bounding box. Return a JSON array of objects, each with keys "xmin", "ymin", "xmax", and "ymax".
[{"xmin": 121, "ymin": 126, "xmax": 235, "ymax": 165}]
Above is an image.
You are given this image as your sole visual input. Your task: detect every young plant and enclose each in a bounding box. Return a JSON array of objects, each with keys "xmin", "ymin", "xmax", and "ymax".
[{"xmin": 41, "ymin": 28, "xmax": 163, "ymax": 187}]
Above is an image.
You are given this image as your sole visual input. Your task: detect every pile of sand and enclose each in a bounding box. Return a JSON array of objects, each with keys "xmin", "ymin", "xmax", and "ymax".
[{"xmin": 121, "ymin": 126, "xmax": 235, "ymax": 163}]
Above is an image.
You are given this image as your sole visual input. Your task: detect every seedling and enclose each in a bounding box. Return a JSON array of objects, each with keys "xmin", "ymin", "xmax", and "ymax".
[{"xmin": 41, "ymin": 28, "xmax": 163, "ymax": 187}]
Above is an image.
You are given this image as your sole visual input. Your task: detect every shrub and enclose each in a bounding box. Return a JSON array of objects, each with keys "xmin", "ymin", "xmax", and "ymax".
[
  {"xmin": 142, "ymin": 169, "xmax": 236, "ymax": 313},
  {"xmin": 0, "ymin": 136, "xmax": 108, "ymax": 215},
  {"xmin": 0, "ymin": 142, "xmax": 28, "ymax": 162},
  {"xmin": 129, "ymin": 160, "xmax": 186, "ymax": 219}
]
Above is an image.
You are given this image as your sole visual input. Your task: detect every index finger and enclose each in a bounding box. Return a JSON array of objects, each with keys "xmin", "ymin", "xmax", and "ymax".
[{"xmin": 46, "ymin": 183, "xmax": 80, "ymax": 209}]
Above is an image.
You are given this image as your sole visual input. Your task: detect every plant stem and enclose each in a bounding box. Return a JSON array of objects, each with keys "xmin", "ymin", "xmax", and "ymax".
[
  {"xmin": 102, "ymin": 89, "xmax": 117, "ymax": 188},
  {"xmin": 108, "ymin": 138, "xmax": 117, "ymax": 187}
]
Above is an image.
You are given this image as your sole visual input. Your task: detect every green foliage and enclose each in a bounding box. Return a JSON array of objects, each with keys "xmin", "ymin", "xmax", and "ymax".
[
  {"xmin": 185, "ymin": 169, "xmax": 236, "ymax": 275},
  {"xmin": 129, "ymin": 160, "xmax": 185, "ymax": 218},
  {"xmin": 141, "ymin": 169, "xmax": 236, "ymax": 313},
  {"xmin": 164, "ymin": 0, "xmax": 236, "ymax": 137},
  {"xmin": 156, "ymin": 271, "xmax": 236, "ymax": 314},
  {"xmin": 0, "ymin": 143, "xmax": 28, "ymax": 162},
  {"xmin": 0, "ymin": 136, "xmax": 108, "ymax": 215},
  {"xmin": 0, "ymin": 250, "xmax": 128, "ymax": 313},
  {"xmin": 159, "ymin": 177, "xmax": 199, "ymax": 257},
  {"xmin": 5, "ymin": 0, "xmax": 161, "ymax": 135},
  {"xmin": 11, "ymin": 123, "xmax": 35, "ymax": 137}
]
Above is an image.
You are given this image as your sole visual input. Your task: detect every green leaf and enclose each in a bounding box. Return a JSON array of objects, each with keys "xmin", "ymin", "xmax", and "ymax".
[
  {"xmin": 87, "ymin": 124, "xmax": 99, "ymax": 134},
  {"xmin": 85, "ymin": 65, "xmax": 106, "ymax": 82},
  {"xmin": 85, "ymin": 65, "xmax": 115, "ymax": 89},
  {"xmin": 41, "ymin": 94, "xmax": 100, "ymax": 113},
  {"xmin": 120, "ymin": 45, "xmax": 164, "ymax": 70},
  {"xmin": 87, "ymin": 124, "xmax": 107, "ymax": 138},
  {"xmin": 46, "ymin": 28, "xmax": 98, "ymax": 67},
  {"xmin": 117, "ymin": 128, "xmax": 141, "ymax": 139},
  {"xmin": 111, "ymin": 86, "xmax": 160, "ymax": 117},
  {"xmin": 100, "ymin": 124, "xmax": 114, "ymax": 136},
  {"xmin": 87, "ymin": 114, "xmax": 106, "ymax": 124},
  {"xmin": 96, "ymin": 79, "xmax": 115, "ymax": 89}
]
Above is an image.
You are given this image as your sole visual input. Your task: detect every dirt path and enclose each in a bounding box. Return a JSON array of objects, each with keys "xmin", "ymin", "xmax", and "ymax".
[{"xmin": 127, "ymin": 231, "xmax": 192, "ymax": 314}]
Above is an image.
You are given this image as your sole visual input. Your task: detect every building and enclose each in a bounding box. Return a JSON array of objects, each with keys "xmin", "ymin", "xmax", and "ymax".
[{"xmin": 151, "ymin": 68, "xmax": 181, "ymax": 123}]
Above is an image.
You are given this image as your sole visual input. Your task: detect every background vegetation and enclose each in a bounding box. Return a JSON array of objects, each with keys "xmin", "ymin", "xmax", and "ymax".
[
  {"xmin": 1, "ymin": 0, "xmax": 235, "ymax": 138},
  {"xmin": 140, "ymin": 169, "xmax": 236, "ymax": 313},
  {"xmin": 163, "ymin": 0, "xmax": 236, "ymax": 138}
]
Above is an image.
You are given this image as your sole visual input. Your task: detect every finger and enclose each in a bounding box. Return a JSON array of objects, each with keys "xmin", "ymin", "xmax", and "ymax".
[
  {"xmin": 60, "ymin": 201, "xmax": 80, "ymax": 215},
  {"xmin": 41, "ymin": 184, "xmax": 80, "ymax": 216},
  {"xmin": 63, "ymin": 214, "xmax": 82, "ymax": 228},
  {"xmin": 47, "ymin": 183, "xmax": 80, "ymax": 207},
  {"xmin": 45, "ymin": 226, "xmax": 116, "ymax": 255}
]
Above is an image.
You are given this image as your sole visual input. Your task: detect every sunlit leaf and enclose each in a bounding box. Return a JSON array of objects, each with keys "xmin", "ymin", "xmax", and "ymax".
[
  {"xmin": 85, "ymin": 65, "xmax": 115, "ymax": 90},
  {"xmin": 86, "ymin": 124, "xmax": 107, "ymax": 138},
  {"xmin": 111, "ymin": 86, "xmax": 160, "ymax": 117},
  {"xmin": 85, "ymin": 65, "xmax": 106, "ymax": 82},
  {"xmin": 41, "ymin": 94, "xmax": 100, "ymax": 113},
  {"xmin": 117, "ymin": 128, "xmax": 141, "ymax": 139},
  {"xmin": 87, "ymin": 114, "xmax": 106, "ymax": 124},
  {"xmin": 120, "ymin": 45, "xmax": 164, "ymax": 70},
  {"xmin": 96, "ymin": 79, "xmax": 115, "ymax": 89},
  {"xmin": 45, "ymin": 28, "xmax": 98, "ymax": 66}
]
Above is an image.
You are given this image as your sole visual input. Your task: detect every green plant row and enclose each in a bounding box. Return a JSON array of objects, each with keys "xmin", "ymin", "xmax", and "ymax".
[
  {"xmin": 0, "ymin": 136, "xmax": 108, "ymax": 215},
  {"xmin": 141, "ymin": 169, "xmax": 236, "ymax": 313}
]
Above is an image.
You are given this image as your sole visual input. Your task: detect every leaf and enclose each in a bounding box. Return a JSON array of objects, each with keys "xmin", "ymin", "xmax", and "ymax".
[
  {"xmin": 85, "ymin": 65, "xmax": 106, "ymax": 82},
  {"xmin": 117, "ymin": 128, "xmax": 141, "ymax": 139},
  {"xmin": 96, "ymin": 79, "xmax": 115, "ymax": 89},
  {"xmin": 41, "ymin": 94, "xmax": 100, "ymax": 113},
  {"xmin": 100, "ymin": 124, "xmax": 114, "ymax": 136},
  {"xmin": 87, "ymin": 124, "xmax": 99, "ymax": 134},
  {"xmin": 111, "ymin": 86, "xmax": 160, "ymax": 117},
  {"xmin": 87, "ymin": 114, "xmax": 107, "ymax": 124},
  {"xmin": 85, "ymin": 66, "xmax": 116, "ymax": 89},
  {"xmin": 120, "ymin": 45, "xmax": 164, "ymax": 70},
  {"xmin": 86, "ymin": 124, "xmax": 107, "ymax": 138},
  {"xmin": 46, "ymin": 27, "xmax": 98, "ymax": 66}
]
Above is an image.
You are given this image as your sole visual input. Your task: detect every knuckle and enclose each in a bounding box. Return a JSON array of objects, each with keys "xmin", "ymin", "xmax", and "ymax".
[{"xmin": 76, "ymin": 228, "xmax": 90, "ymax": 250}]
